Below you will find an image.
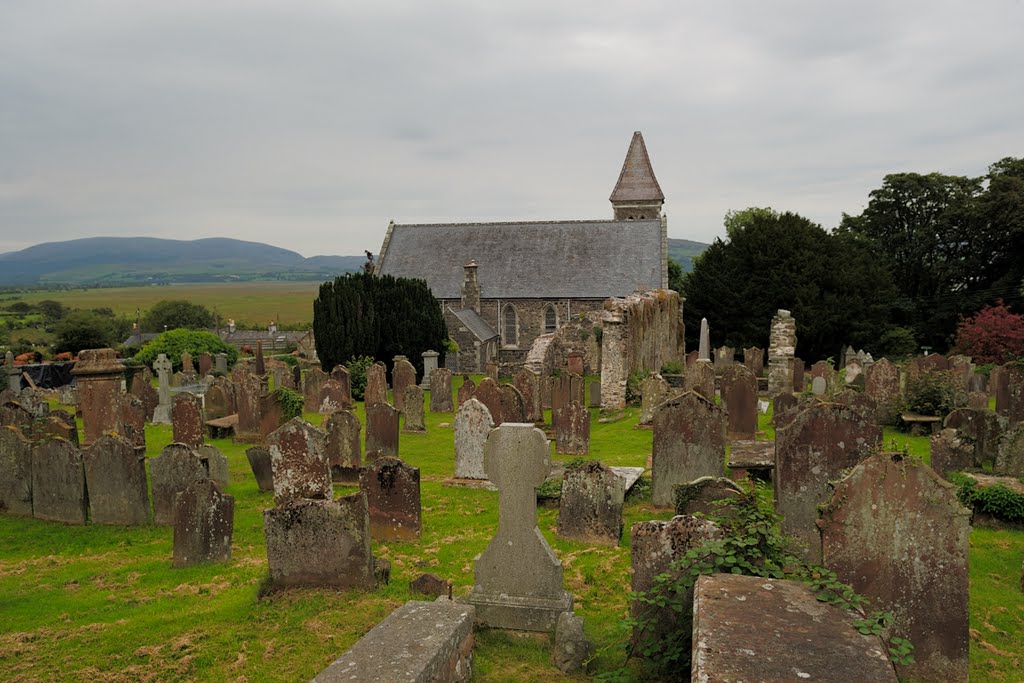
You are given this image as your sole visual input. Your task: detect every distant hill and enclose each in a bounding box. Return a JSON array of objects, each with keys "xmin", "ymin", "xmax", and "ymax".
[
  {"xmin": 667, "ymin": 238, "xmax": 711, "ymax": 272},
  {"xmin": 0, "ymin": 237, "xmax": 366, "ymax": 286}
]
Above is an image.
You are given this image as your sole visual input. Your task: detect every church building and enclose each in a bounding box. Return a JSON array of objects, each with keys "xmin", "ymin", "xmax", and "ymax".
[{"xmin": 375, "ymin": 131, "xmax": 669, "ymax": 373}]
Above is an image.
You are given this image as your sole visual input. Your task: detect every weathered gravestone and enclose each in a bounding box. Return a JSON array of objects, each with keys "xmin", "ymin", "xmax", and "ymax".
[
  {"xmin": 992, "ymin": 364, "xmax": 1010, "ymax": 417},
  {"xmin": 551, "ymin": 373, "xmax": 583, "ymax": 426},
  {"xmin": 392, "ymin": 356, "xmax": 417, "ymax": 412},
  {"xmin": 485, "ymin": 360, "xmax": 499, "ymax": 381},
  {"xmin": 714, "ymin": 345, "xmax": 734, "ymax": 370},
  {"xmin": 152, "ymin": 354, "xmax": 174, "ymax": 424},
  {"xmin": 172, "ymin": 392, "xmax": 205, "ymax": 447},
  {"xmin": 772, "ymin": 392, "xmax": 798, "ymax": 422},
  {"xmin": 330, "ymin": 365, "xmax": 354, "ymax": 409},
  {"xmin": 267, "ymin": 417, "xmax": 330, "ymax": 506},
  {"xmin": 1003, "ymin": 364, "xmax": 1024, "ymax": 425},
  {"xmin": 32, "ymin": 437, "xmax": 86, "ymax": 524},
  {"xmin": 0, "ymin": 426, "xmax": 33, "ymax": 516},
  {"xmin": 865, "ymin": 357, "xmax": 901, "ymax": 425},
  {"xmin": 172, "ymin": 479, "xmax": 233, "ymax": 567},
  {"xmin": 721, "ymin": 364, "xmax": 757, "ymax": 440},
  {"xmin": 204, "ymin": 377, "xmax": 235, "ymax": 420},
  {"xmin": 364, "ymin": 362, "xmax": 389, "ymax": 407},
  {"xmin": 181, "ymin": 352, "xmax": 195, "ymax": 377},
  {"xmin": 198, "ymin": 352, "xmax": 212, "ymax": 378},
  {"xmin": 775, "ymin": 402, "xmax": 881, "ymax": 563},
  {"xmin": 473, "ymin": 377, "xmax": 504, "ymax": 426},
  {"xmin": 324, "ymin": 409, "xmax": 362, "ymax": 482},
  {"xmin": 214, "ymin": 352, "xmax": 228, "ymax": 375},
  {"xmin": 254, "ymin": 342, "xmax": 265, "ymax": 375},
  {"xmin": 819, "ymin": 452, "xmax": 970, "ymax": 683},
  {"xmin": 672, "ymin": 476, "xmax": 744, "ymax": 517},
  {"xmin": 499, "ymin": 383, "xmax": 526, "ymax": 424},
  {"xmin": 263, "ymin": 491, "xmax": 375, "ymax": 589},
  {"xmin": 456, "ymin": 375, "xmax": 475, "ymax": 408},
  {"xmin": 930, "ymin": 428, "xmax": 976, "ymax": 477},
  {"xmin": 116, "ymin": 394, "xmax": 146, "ymax": 450},
  {"xmin": 401, "ymin": 385, "xmax": 426, "ymax": 432},
  {"xmin": 303, "ymin": 367, "xmax": 329, "ymax": 412},
  {"xmin": 685, "ymin": 360, "xmax": 715, "ymax": 401},
  {"xmin": 513, "ymin": 368, "xmax": 542, "ymax": 422},
  {"xmin": 792, "ymin": 357, "xmax": 805, "ymax": 392},
  {"xmin": 453, "ymin": 398, "xmax": 492, "ymax": 480},
  {"xmin": 552, "ymin": 611, "xmax": 591, "ymax": 675},
  {"xmin": 567, "ymin": 350, "xmax": 584, "ymax": 376},
  {"xmin": 429, "ymin": 367, "xmax": 454, "ymax": 413},
  {"xmin": 588, "ymin": 381, "xmax": 601, "ymax": 408},
  {"xmin": 554, "ymin": 400, "xmax": 589, "ymax": 455},
  {"xmin": 743, "ymin": 346, "xmax": 764, "ymax": 377},
  {"xmin": 318, "ymin": 379, "xmax": 347, "ymax": 414},
  {"xmin": 150, "ymin": 443, "xmax": 213, "ymax": 525},
  {"xmin": 258, "ymin": 392, "xmax": 290, "ymax": 440},
  {"xmin": 129, "ymin": 367, "xmax": 159, "ymax": 421},
  {"xmin": 245, "ymin": 446, "xmax": 274, "ymax": 492},
  {"xmin": 196, "ymin": 444, "xmax": 229, "ymax": 487},
  {"xmin": 420, "ymin": 349, "xmax": 439, "ymax": 388},
  {"xmin": 365, "ymin": 402, "xmax": 400, "ymax": 461},
  {"xmin": 811, "ymin": 375, "xmax": 827, "ymax": 395},
  {"xmin": 71, "ymin": 348, "xmax": 125, "ymax": 447},
  {"xmin": 651, "ymin": 392, "xmax": 725, "ymax": 507},
  {"xmin": 464, "ymin": 424, "xmax": 573, "ymax": 631},
  {"xmin": 967, "ymin": 390, "xmax": 989, "ymax": 410},
  {"xmin": 945, "ymin": 407, "xmax": 1003, "ymax": 468},
  {"xmin": 84, "ymin": 434, "xmax": 149, "ymax": 525},
  {"xmin": 995, "ymin": 422, "xmax": 1024, "ymax": 477},
  {"xmin": 360, "ymin": 457, "xmax": 421, "ymax": 541},
  {"xmin": 639, "ymin": 373, "xmax": 670, "ymax": 425},
  {"xmin": 556, "ymin": 460, "xmax": 623, "ymax": 545},
  {"xmin": 833, "ymin": 389, "xmax": 878, "ymax": 423},
  {"xmin": 232, "ymin": 367, "xmax": 263, "ymax": 442}
]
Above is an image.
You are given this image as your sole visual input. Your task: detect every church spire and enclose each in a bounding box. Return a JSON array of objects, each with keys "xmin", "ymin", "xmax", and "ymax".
[{"xmin": 609, "ymin": 131, "xmax": 664, "ymax": 220}]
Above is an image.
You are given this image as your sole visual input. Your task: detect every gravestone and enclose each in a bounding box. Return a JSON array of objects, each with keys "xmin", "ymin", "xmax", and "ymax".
[
  {"xmin": 995, "ymin": 422, "xmax": 1024, "ymax": 477},
  {"xmin": 743, "ymin": 346, "xmax": 764, "ymax": 377},
  {"xmin": 567, "ymin": 350, "xmax": 584, "ymax": 376},
  {"xmin": 1004, "ymin": 364, "xmax": 1024, "ymax": 425},
  {"xmin": 254, "ymin": 341, "xmax": 265, "ymax": 375},
  {"xmin": 865, "ymin": 357, "xmax": 901, "ymax": 425},
  {"xmin": 685, "ymin": 350, "xmax": 699, "ymax": 367},
  {"xmin": 172, "ymin": 479, "xmax": 234, "ymax": 567},
  {"xmin": 473, "ymin": 377, "xmax": 504, "ymax": 426},
  {"xmin": 429, "ymin": 367, "xmax": 454, "ymax": 413},
  {"xmin": 776, "ymin": 402, "xmax": 881, "ymax": 563},
  {"xmin": 303, "ymin": 367, "xmax": 329, "ymax": 412},
  {"xmin": 365, "ymin": 362, "xmax": 389, "ymax": 406},
  {"xmin": 554, "ymin": 400, "xmax": 589, "ymax": 455},
  {"xmin": 181, "ymin": 352, "xmax": 195, "ymax": 376},
  {"xmin": 71, "ymin": 348, "xmax": 125, "ymax": 447},
  {"xmin": 767, "ymin": 310, "xmax": 797, "ymax": 397},
  {"xmin": 714, "ymin": 345, "xmax": 734, "ymax": 369},
  {"xmin": 410, "ymin": 573, "xmax": 448, "ymax": 598},
  {"xmin": 499, "ymin": 384, "xmax": 526, "ymax": 423},
  {"xmin": 453, "ymin": 398, "xmax": 493, "ymax": 480},
  {"xmin": 245, "ymin": 446, "xmax": 275, "ymax": 492},
  {"xmin": 116, "ymin": 394, "xmax": 146, "ymax": 450},
  {"xmin": 32, "ymin": 437, "xmax": 87, "ymax": 524},
  {"xmin": 198, "ymin": 352, "xmax": 212, "ymax": 378},
  {"xmin": 392, "ymin": 356, "xmax": 417, "ymax": 412},
  {"xmin": 360, "ymin": 457, "xmax": 421, "ymax": 541},
  {"xmin": 588, "ymin": 381, "xmax": 601, "ymax": 408},
  {"xmin": 259, "ymin": 392, "xmax": 288, "ymax": 440},
  {"xmin": 834, "ymin": 389, "xmax": 878, "ymax": 423},
  {"xmin": 401, "ymin": 385, "xmax": 426, "ymax": 432},
  {"xmin": 0, "ymin": 401, "xmax": 33, "ymax": 431},
  {"xmin": 196, "ymin": 444, "xmax": 229, "ymax": 487},
  {"xmin": 325, "ymin": 409, "xmax": 362, "ymax": 482},
  {"xmin": 541, "ymin": 374, "xmax": 553, "ymax": 409},
  {"xmin": 513, "ymin": 368, "xmax": 542, "ymax": 422},
  {"xmin": 672, "ymin": 476, "xmax": 744, "ymax": 517},
  {"xmin": 639, "ymin": 373, "xmax": 670, "ymax": 425},
  {"xmin": 651, "ymin": 392, "xmax": 726, "ymax": 507},
  {"xmin": 811, "ymin": 376, "xmax": 827, "ymax": 395},
  {"xmin": 819, "ymin": 452, "xmax": 970, "ymax": 683},
  {"xmin": 264, "ymin": 492, "xmax": 375, "ymax": 588},
  {"xmin": 556, "ymin": 460, "xmax": 623, "ymax": 545},
  {"xmin": 365, "ymin": 402, "xmax": 399, "ymax": 461},
  {"xmin": 205, "ymin": 377, "xmax": 235, "ymax": 420},
  {"xmin": 150, "ymin": 443, "xmax": 211, "ymax": 525},
  {"xmin": 330, "ymin": 365, "xmax": 353, "ymax": 409},
  {"xmin": 0, "ymin": 426, "xmax": 33, "ymax": 517},
  {"xmin": 844, "ymin": 359, "xmax": 864, "ymax": 388},
  {"xmin": 792, "ymin": 357, "xmax": 805, "ymax": 392},
  {"xmin": 552, "ymin": 611, "xmax": 591, "ymax": 675},
  {"xmin": 84, "ymin": 434, "xmax": 149, "ymax": 525},
  {"xmin": 721, "ymin": 364, "xmax": 757, "ymax": 440},
  {"xmin": 485, "ymin": 360, "xmax": 499, "ymax": 380},
  {"xmin": 772, "ymin": 392, "xmax": 798, "ymax": 422},
  {"xmin": 967, "ymin": 391, "xmax": 988, "ymax": 410},
  {"xmin": 993, "ymin": 364, "xmax": 1010, "ymax": 416},
  {"xmin": 464, "ymin": 424, "xmax": 573, "ymax": 631},
  {"xmin": 318, "ymin": 379, "xmax": 347, "ymax": 414},
  {"xmin": 153, "ymin": 353, "xmax": 173, "ymax": 424},
  {"xmin": 698, "ymin": 318, "xmax": 711, "ymax": 360},
  {"xmin": 233, "ymin": 367, "xmax": 263, "ymax": 442},
  {"xmin": 172, "ymin": 392, "xmax": 205, "ymax": 447},
  {"xmin": 456, "ymin": 375, "xmax": 476, "ymax": 408},
  {"xmin": 267, "ymin": 417, "xmax": 331, "ymax": 506},
  {"xmin": 129, "ymin": 367, "xmax": 159, "ymax": 421},
  {"xmin": 945, "ymin": 407, "xmax": 1003, "ymax": 468},
  {"xmin": 685, "ymin": 361, "xmax": 715, "ymax": 400},
  {"xmin": 930, "ymin": 428, "xmax": 976, "ymax": 477},
  {"xmin": 215, "ymin": 352, "xmax": 228, "ymax": 375},
  {"xmin": 420, "ymin": 350, "xmax": 439, "ymax": 389}
]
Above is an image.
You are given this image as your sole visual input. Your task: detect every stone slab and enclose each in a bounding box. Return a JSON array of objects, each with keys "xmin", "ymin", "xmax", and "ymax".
[
  {"xmin": 608, "ymin": 466, "xmax": 644, "ymax": 492},
  {"xmin": 313, "ymin": 601, "xmax": 475, "ymax": 683},
  {"xmin": 692, "ymin": 574, "xmax": 897, "ymax": 683}
]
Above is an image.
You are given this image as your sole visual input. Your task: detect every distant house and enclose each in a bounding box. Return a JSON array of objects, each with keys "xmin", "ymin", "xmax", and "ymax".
[{"xmin": 375, "ymin": 131, "xmax": 669, "ymax": 373}]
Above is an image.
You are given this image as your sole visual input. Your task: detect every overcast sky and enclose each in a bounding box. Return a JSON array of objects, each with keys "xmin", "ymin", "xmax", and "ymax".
[{"xmin": 2, "ymin": 1, "xmax": 1022, "ymax": 257}]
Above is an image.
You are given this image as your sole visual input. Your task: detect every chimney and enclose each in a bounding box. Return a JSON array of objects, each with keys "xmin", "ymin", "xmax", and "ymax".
[{"xmin": 461, "ymin": 260, "xmax": 481, "ymax": 313}]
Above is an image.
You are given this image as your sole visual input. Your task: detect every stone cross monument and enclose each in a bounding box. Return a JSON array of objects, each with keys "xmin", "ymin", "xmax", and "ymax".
[{"xmin": 153, "ymin": 353, "xmax": 173, "ymax": 424}]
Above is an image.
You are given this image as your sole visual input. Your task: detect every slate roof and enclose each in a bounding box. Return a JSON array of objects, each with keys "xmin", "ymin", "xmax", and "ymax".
[
  {"xmin": 451, "ymin": 308, "xmax": 498, "ymax": 342},
  {"xmin": 377, "ymin": 219, "xmax": 664, "ymax": 299},
  {"xmin": 609, "ymin": 131, "xmax": 664, "ymax": 203}
]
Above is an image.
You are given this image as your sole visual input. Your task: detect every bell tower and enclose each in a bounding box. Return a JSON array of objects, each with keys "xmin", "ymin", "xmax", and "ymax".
[{"xmin": 609, "ymin": 131, "xmax": 664, "ymax": 221}]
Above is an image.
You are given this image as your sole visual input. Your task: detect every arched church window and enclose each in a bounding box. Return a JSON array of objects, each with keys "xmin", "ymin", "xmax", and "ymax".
[
  {"xmin": 502, "ymin": 305, "xmax": 518, "ymax": 346},
  {"xmin": 544, "ymin": 305, "xmax": 557, "ymax": 333}
]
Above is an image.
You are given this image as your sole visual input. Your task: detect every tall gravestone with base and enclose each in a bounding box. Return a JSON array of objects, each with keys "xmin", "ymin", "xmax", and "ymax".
[
  {"xmin": 152, "ymin": 354, "xmax": 173, "ymax": 424},
  {"xmin": 365, "ymin": 402, "xmax": 400, "ymax": 461},
  {"xmin": 71, "ymin": 348, "xmax": 125, "ymax": 447},
  {"xmin": 463, "ymin": 424, "xmax": 573, "ymax": 631},
  {"xmin": 392, "ymin": 356, "xmax": 417, "ymax": 412}
]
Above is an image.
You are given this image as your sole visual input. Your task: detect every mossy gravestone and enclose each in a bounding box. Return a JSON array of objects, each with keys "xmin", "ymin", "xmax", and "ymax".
[{"xmin": 651, "ymin": 391, "xmax": 725, "ymax": 508}]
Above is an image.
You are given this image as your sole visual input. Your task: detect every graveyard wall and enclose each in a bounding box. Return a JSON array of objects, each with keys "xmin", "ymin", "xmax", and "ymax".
[{"xmin": 600, "ymin": 289, "xmax": 685, "ymax": 409}]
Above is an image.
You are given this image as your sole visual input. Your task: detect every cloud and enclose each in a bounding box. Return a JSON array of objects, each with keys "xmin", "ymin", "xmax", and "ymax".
[{"xmin": 1, "ymin": 0, "xmax": 1022, "ymax": 257}]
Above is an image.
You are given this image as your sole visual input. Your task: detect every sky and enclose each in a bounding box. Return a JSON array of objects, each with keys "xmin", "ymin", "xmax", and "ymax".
[{"xmin": 1, "ymin": 1, "xmax": 1022, "ymax": 257}]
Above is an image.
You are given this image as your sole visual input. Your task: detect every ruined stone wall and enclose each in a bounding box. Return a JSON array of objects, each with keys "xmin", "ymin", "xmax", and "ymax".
[
  {"xmin": 601, "ymin": 290, "xmax": 685, "ymax": 409},
  {"xmin": 767, "ymin": 310, "xmax": 797, "ymax": 397}
]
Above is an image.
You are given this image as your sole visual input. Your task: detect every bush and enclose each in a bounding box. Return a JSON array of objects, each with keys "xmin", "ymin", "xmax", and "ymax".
[
  {"xmin": 661, "ymin": 360, "xmax": 684, "ymax": 375},
  {"xmin": 345, "ymin": 355, "xmax": 376, "ymax": 401},
  {"xmin": 135, "ymin": 329, "xmax": 238, "ymax": 371},
  {"xmin": 625, "ymin": 369, "xmax": 647, "ymax": 406},
  {"xmin": 954, "ymin": 300, "xmax": 1024, "ymax": 364},
  {"xmin": 271, "ymin": 388, "xmax": 304, "ymax": 421},
  {"xmin": 142, "ymin": 300, "xmax": 215, "ymax": 332},
  {"xmin": 877, "ymin": 326, "xmax": 918, "ymax": 359},
  {"xmin": 53, "ymin": 310, "xmax": 129, "ymax": 354},
  {"xmin": 948, "ymin": 473, "xmax": 1024, "ymax": 523},
  {"xmin": 902, "ymin": 370, "xmax": 967, "ymax": 417}
]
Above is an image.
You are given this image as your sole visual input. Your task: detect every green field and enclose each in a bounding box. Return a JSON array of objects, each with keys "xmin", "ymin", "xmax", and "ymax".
[
  {"xmin": 4, "ymin": 282, "xmax": 323, "ymax": 327},
  {"xmin": 0, "ymin": 382, "xmax": 1021, "ymax": 681}
]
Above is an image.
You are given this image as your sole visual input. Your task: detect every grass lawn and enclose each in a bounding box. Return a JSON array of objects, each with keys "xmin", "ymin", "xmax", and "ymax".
[{"xmin": 0, "ymin": 380, "xmax": 1021, "ymax": 681}]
